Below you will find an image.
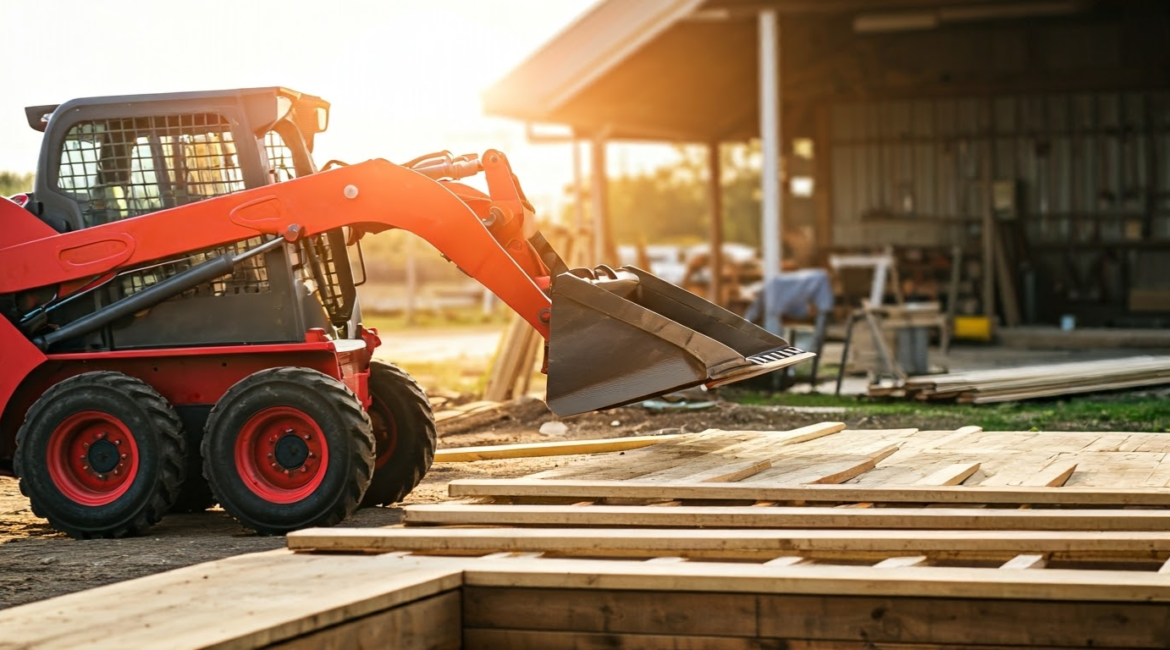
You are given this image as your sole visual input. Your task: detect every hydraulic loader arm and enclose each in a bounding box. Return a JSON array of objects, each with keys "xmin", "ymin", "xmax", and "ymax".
[{"xmin": 0, "ymin": 154, "xmax": 555, "ymax": 337}]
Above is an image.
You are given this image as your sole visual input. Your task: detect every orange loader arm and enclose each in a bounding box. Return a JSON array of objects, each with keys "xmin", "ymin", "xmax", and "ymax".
[{"xmin": 0, "ymin": 152, "xmax": 554, "ymax": 337}]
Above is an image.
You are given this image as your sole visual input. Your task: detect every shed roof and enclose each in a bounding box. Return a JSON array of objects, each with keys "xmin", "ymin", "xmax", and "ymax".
[{"xmin": 483, "ymin": 0, "xmax": 1098, "ymax": 141}]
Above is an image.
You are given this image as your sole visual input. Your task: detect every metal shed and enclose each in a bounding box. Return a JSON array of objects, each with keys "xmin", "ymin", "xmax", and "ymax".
[{"xmin": 485, "ymin": 0, "xmax": 1170, "ymax": 329}]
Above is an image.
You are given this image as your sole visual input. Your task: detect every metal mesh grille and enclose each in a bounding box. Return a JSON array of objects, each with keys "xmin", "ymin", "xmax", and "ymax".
[
  {"xmin": 264, "ymin": 131, "xmax": 298, "ymax": 183},
  {"xmin": 56, "ymin": 113, "xmax": 269, "ymax": 300},
  {"xmin": 58, "ymin": 114, "xmax": 245, "ymax": 227},
  {"xmin": 264, "ymin": 129, "xmax": 352, "ymax": 324},
  {"xmin": 113, "ymin": 239, "xmax": 270, "ymax": 300}
]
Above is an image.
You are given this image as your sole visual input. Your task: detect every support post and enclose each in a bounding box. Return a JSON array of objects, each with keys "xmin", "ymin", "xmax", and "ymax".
[
  {"xmin": 590, "ymin": 135, "xmax": 610, "ymax": 265},
  {"xmin": 708, "ymin": 142, "xmax": 724, "ymax": 305},
  {"xmin": 758, "ymin": 9, "xmax": 782, "ymax": 333},
  {"xmin": 571, "ymin": 138, "xmax": 587, "ymax": 267}
]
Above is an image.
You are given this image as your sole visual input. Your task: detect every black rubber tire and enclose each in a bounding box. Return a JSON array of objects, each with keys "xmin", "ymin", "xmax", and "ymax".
[
  {"xmin": 361, "ymin": 361, "xmax": 437, "ymax": 507},
  {"xmin": 201, "ymin": 367, "xmax": 374, "ymax": 535},
  {"xmin": 13, "ymin": 372, "xmax": 185, "ymax": 539}
]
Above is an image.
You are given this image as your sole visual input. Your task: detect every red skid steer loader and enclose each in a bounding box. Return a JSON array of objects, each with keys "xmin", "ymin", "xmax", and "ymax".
[{"xmin": 0, "ymin": 88, "xmax": 811, "ymax": 538}]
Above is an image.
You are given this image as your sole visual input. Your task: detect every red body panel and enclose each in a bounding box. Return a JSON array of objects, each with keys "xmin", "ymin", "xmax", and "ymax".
[
  {"xmin": 0, "ymin": 341, "xmax": 367, "ymax": 473},
  {"xmin": 0, "ymin": 197, "xmax": 58, "ymax": 246}
]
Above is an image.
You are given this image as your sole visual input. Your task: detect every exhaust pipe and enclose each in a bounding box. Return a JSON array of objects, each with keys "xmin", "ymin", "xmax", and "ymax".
[{"xmin": 545, "ymin": 266, "xmax": 814, "ymax": 416}]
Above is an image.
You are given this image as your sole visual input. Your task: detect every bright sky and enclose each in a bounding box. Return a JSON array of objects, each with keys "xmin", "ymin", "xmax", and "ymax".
[{"xmin": 0, "ymin": 0, "xmax": 675, "ymax": 218}]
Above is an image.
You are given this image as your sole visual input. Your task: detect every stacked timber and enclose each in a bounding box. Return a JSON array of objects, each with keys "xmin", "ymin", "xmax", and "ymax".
[{"xmin": 881, "ymin": 355, "xmax": 1170, "ymax": 403}]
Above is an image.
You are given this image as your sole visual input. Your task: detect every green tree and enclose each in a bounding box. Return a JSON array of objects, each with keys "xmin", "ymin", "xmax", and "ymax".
[
  {"xmin": 0, "ymin": 171, "xmax": 34, "ymax": 197},
  {"xmin": 564, "ymin": 143, "xmax": 763, "ymax": 248}
]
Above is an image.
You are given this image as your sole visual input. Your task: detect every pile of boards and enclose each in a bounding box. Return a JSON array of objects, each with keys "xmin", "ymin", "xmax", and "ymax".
[
  {"xmin": 875, "ymin": 354, "xmax": 1170, "ymax": 402},
  {"xmin": 7, "ymin": 423, "xmax": 1170, "ymax": 649}
]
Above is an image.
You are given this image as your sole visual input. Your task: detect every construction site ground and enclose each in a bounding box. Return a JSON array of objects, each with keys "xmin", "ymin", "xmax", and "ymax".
[{"xmin": 2, "ymin": 324, "xmax": 1168, "ymax": 611}]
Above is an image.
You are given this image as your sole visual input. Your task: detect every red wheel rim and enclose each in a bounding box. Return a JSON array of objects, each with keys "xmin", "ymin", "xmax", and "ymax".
[
  {"xmin": 46, "ymin": 411, "xmax": 139, "ymax": 507},
  {"xmin": 234, "ymin": 406, "xmax": 329, "ymax": 504},
  {"xmin": 368, "ymin": 394, "xmax": 399, "ymax": 471}
]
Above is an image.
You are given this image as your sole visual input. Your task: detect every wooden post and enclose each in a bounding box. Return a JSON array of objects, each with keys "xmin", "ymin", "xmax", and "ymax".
[
  {"xmin": 981, "ymin": 104, "xmax": 996, "ymax": 322},
  {"xmin": 758, "ymin": 9, "xmax": 782, "ymax": 333},
  {"xmin": 708, "ymin": 142, "xmax": 723, "ymax": 304},
  {"xmin": 572, "ymin": 138, "xmax": 587, "ymax": 267},
  {"xmin": 590, "ymin": 135, "xmax": 610, "ymax": 265}
]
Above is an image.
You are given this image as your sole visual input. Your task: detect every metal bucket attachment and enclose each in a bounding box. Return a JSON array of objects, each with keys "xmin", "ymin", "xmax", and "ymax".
[{"xmin": 546, "ymin": 266, "xmax": 814, "ymax": 416}]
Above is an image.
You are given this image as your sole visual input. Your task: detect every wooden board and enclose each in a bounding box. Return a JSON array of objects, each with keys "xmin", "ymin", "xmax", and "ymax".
[
  {"xmin": 434, "ymin": 433, "xmax": 682, "ymax": 462},
  {"xmin": 403, "ymin": 503, "xmax": 1170, "ymax": 531},
  {"xmin": 0, "ymin": 549, "xmax": 464, "ymax": 650},
  {"xmin": 463, "ymin": 586, "xmax": 1170, "ymax": 648},
  {"xmin": 447, "ymin": 479, "xmax": 1170, "ymax": 506},
  {"xmin": 287, "ymin": 527, "xmax": 1170, "ymax": 563}
]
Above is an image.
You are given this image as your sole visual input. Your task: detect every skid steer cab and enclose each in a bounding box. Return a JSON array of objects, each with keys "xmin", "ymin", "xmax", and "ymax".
[{"xmin": 0, "ymin": 87, "xmax": 810, "ymax": 539}]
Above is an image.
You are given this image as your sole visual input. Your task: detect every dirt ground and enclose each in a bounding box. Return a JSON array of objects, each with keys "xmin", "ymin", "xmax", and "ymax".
[{"xmin": 0, "ymin": 395, "xmax": 896, "ymax": 611}]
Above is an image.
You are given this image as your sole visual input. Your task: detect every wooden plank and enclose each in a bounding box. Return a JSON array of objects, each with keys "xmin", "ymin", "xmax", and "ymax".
[
  {"xmin": 268, "ymin": 591, "xmax": 460, "ymax": 650},
  {"xmin": 463, "ymin": 584, "xmax": 1170, "ymax": 643},
  {"xmin": 463, "ymin": 630, "xmax": 1119, "ymax": 650},
  {"xmin": 529, "ymin": 422, "xmax": 847, "ymax": 481},
  {"xmin": 916, "ymin": 462, "xmax": 981, "ymax": 486},
  {"xmin": 464, "ymin": 629, "xmax": 775, "ymax": 649},
  {"xmin": 434, "ymin": 434, "xmax": 682, "ymax": 462},
  {"xmin": 1023, "ymin": 462, "xmax": 1078, "ymax": 488},
  {"xmin": 404, "ymin": 504, "xmax": 1170, "ymax": 531},
  {"xmin": 447, "ymin": 479, "xmax": 1170, "ymax": 507},
  {"xmin": 743, "ymin": 443, "xmax": 900, "ymax": 485},
  {"xmin": 763, "ymin": 556, "xmax": 810, "ymax": 567},
  {"xmin": 1001, "ymin": 554, "xmax": 1048, "ymax": 570},
  {"xmin": 287, "ymin": 527, "xmax": 1170, "ymax": 562},
  {"xmin": 873, "ymin": 556, "xmax": 928, "ymax": 569},
  {"xmin": 0, "ymin": 550, "xmax": 465, "ymax": 650}
]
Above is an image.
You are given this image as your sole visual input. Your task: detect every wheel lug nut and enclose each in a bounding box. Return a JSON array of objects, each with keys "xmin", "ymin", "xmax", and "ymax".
[
  {"xmin": 303, "ymin": 434, "xmax": 311, "ymax": 440},
  {"xmin": 98, "ymin": 474, "xmax": 106, "ymax": 480},
  {"xmin": 80, "ymin": 454, "xmax": 87, "ymax": 460},
  {"xmin": 270, "ymin": 462, "xmax": 278, "ymax": 468},
  {"xmin": 121, "ymin": 453, "xmax": 128, "ymax": 460},
  {"xmin": 267, "ymin": 452, "xmax": 273, "ymax": 459},
  {"xmin": 113, "ymin": 469, "xmax": 120, "ymax": 476},
  {"xmin": 97, "ymin": 432, "xmax": 106, "ymax": 440},
  {"xmin": 307, "ymin": 453, "xmax": 315, "ymax": 459},
  {"xmin": 114, "ymin": 440, "xmax": 122, "ymax": 446},
  {"xmin": 83, "ymin": 442, "xmax": 90, "ymax": 449},
  {"xmin": 300, "ymin": 467, "xmax": 309, "ymax": 473}
]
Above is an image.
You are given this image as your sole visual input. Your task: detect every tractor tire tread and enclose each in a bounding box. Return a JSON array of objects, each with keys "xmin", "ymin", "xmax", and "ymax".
[
  {"xmin": 361, "ymin": 361, "xmax": 436, "ymax": 507},
  {"xmin": 14, "ymin": 371, "xmax": 185, "ymax": 539},
  {"xmin": 201, "ymin": 367, "xmax": 373, "ymax": 535}
]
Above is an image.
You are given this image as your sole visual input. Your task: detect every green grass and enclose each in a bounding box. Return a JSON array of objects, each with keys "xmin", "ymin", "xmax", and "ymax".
[{"xmin": 727, "ymin": 391, "xmax": 1170, "ymax": 433}]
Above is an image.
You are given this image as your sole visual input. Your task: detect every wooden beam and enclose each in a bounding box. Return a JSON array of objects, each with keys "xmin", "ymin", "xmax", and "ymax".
[
  {"xmin": 462, "ymin": 558, "xmax": 1170, "ymax": 603},
  {"xmin": 446, "ymin": 479, "xmax": 1170, "ymax": 507},
  {"xmin": 873, "ymin": 556, "xmax": 928, "ymax": 569},
  {"xmin": 803, "ymin": 444, "xmax": 898, "ymax": 484},
  {"xmin": 1022, "ymin": 462, "xmax": 1078, "ymax": 488},
  {"xmin": 434, "ymin": 434, "xmax": 682, "ymax": 462},
  {"xmin": 916, "ymin": 462, "xmax": 981, "ymax": 486},
  {"xmin": 708, "ymin": 141, "xmax": 723, "ymax": 304},
  {"xmin": 1001, "ymin": 554, "xmax": 1048, "ymax": 570},
  {"xmin": 763, "ymin": 556, "xmax": 810, "ymax": 567},
  {"xmin": 403, "ymin": 504, "xmax": 1170, "ymax": 531},
  {"xmin": 287, "ymin": 527, "xmax": 1170, "ymax": 562},
  {"xmin": 463, "ymin": 586, "xmax": 1170, "ymax": 646}
]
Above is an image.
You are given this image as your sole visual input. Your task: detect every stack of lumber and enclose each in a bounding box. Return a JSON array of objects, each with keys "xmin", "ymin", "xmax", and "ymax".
[
  {"xmin": 877, "ymin": 354, "xmax": 1170, "ymax": 402},
  {"xmin": 7, "ymin": 422, "xmax": 1170, "ymax": 649}
]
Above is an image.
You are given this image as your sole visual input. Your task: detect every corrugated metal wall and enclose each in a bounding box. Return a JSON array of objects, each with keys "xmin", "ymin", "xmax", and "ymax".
[{"xmin": 830, "ymin": 92, "xmax": 1170, "ymax": 324}]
